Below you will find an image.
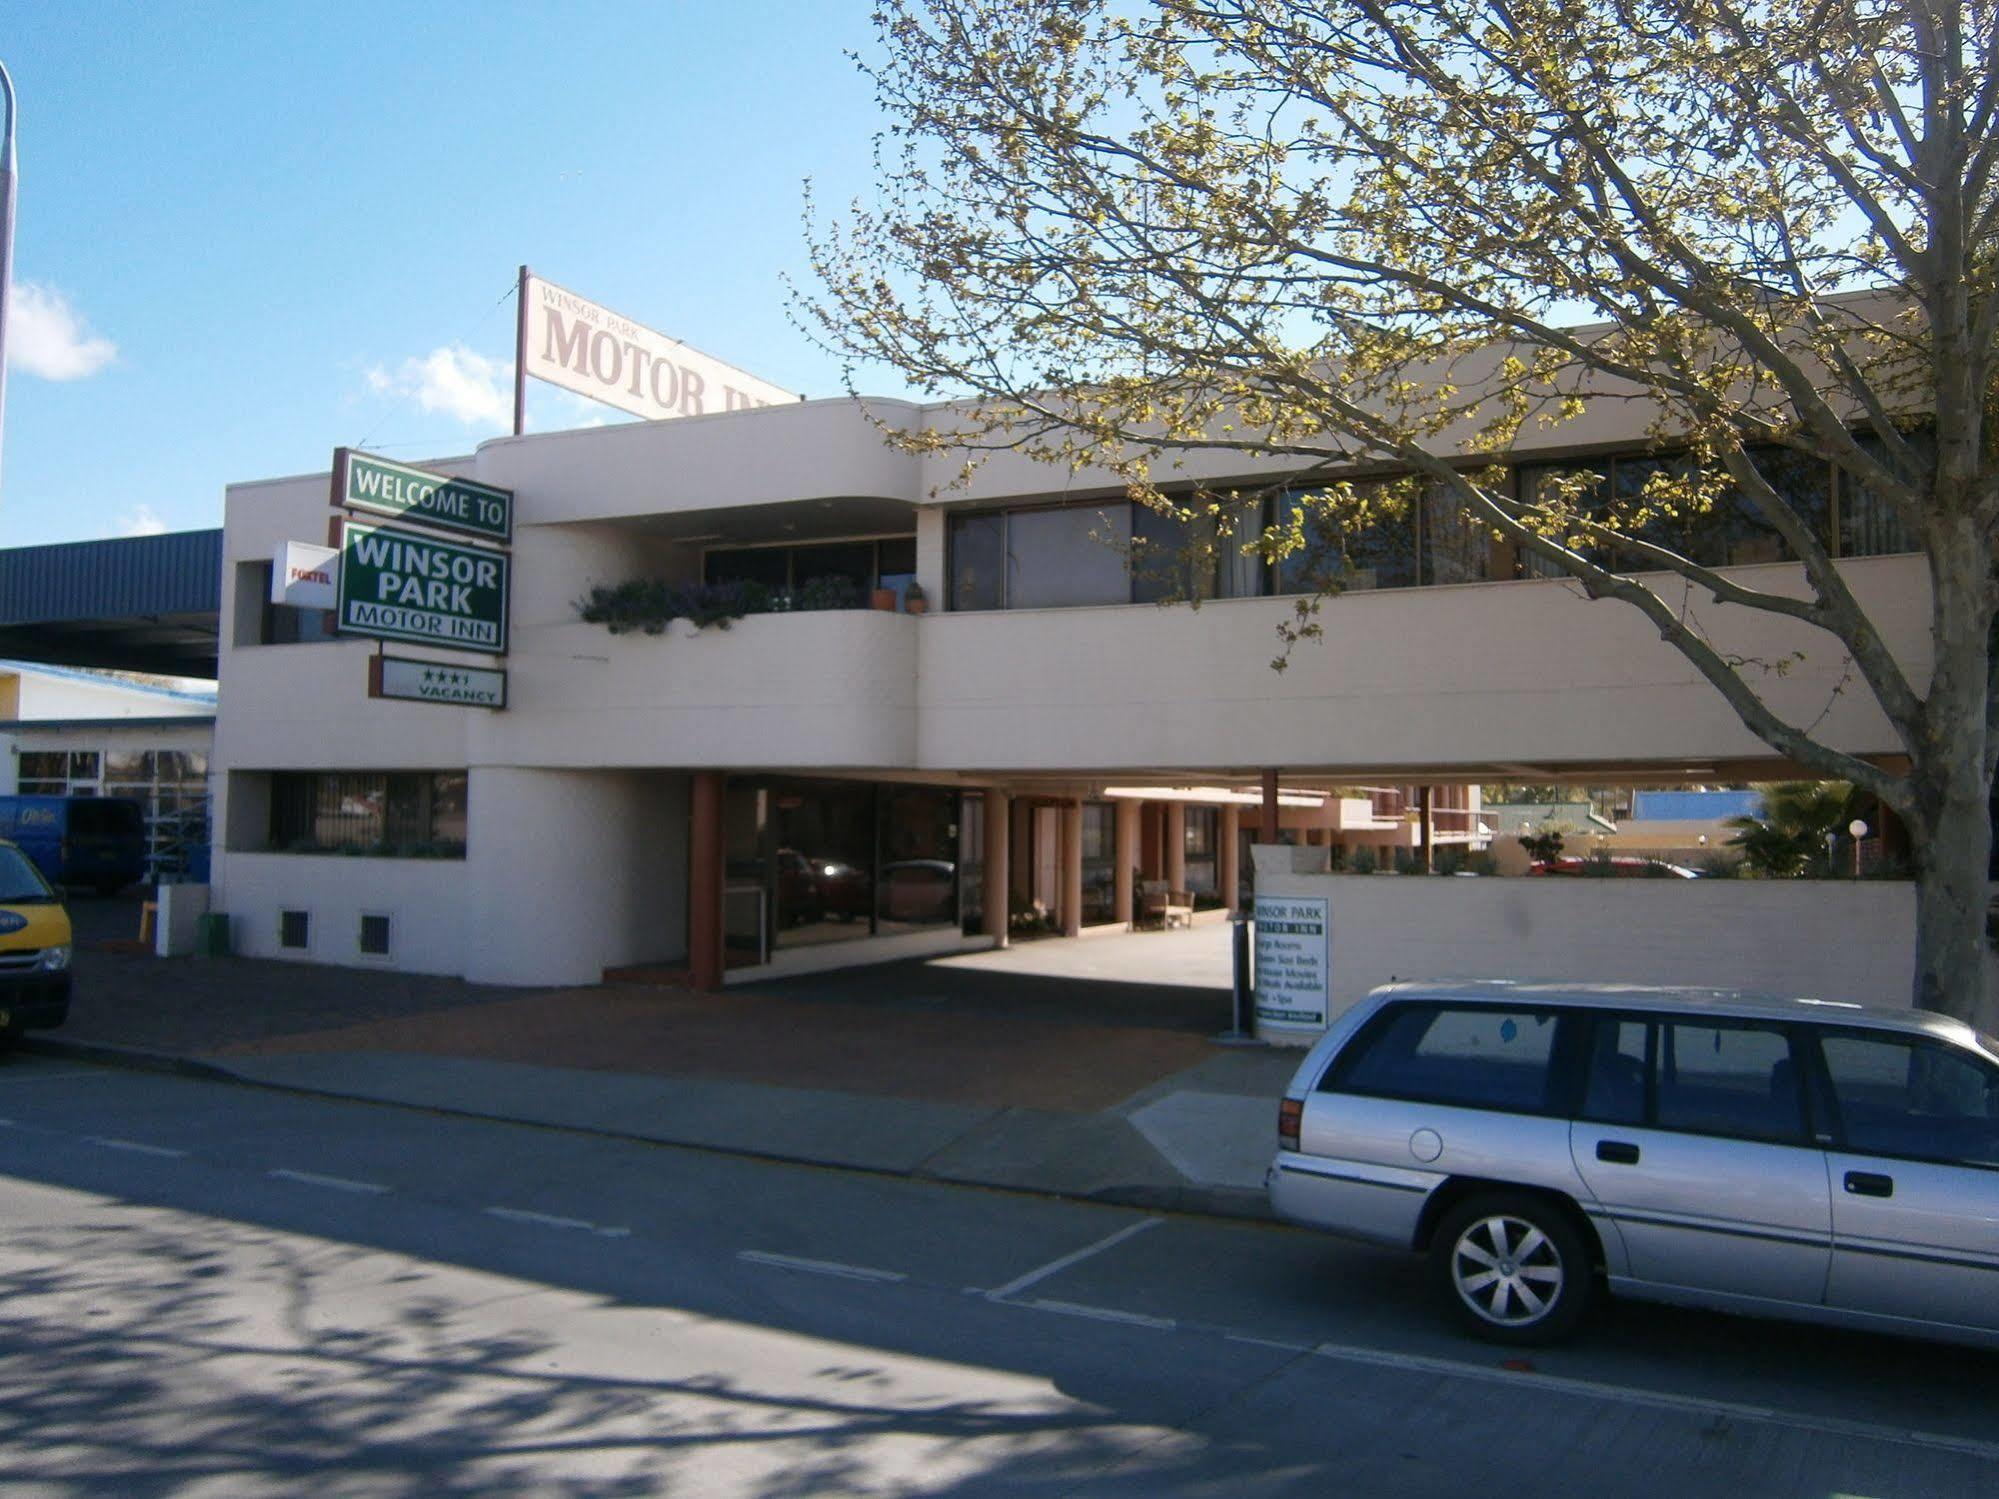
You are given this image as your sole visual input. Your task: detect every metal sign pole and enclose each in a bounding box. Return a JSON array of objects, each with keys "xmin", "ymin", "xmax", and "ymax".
[
  {"xmin": 512, "ymin": 264, "xmax": 528, "ymax": 436},
  {"xmin": 0, "ymin": 61, "xmax": 19, "ymax": 494}
]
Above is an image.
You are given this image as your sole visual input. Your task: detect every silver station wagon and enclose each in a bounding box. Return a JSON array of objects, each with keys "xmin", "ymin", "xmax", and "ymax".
[{"xmin": 1269, "ymin": 982, "xmax": 1999, "ymax": 1348}]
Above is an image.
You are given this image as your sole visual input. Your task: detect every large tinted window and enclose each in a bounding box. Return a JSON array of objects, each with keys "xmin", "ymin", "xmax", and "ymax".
[
  {"xmin": 1331, "ymin": 1004, "xmax": 1563, "ymax": 1114},
  {"xmin": 1818, "ymin": 1032, "xmax": 1999, "ymax": 1167},
  {"xmin": 948, "ymin": 512, "xmax": 1005, "ymax": 611},
  {"xmin": 1655, "ymin": 1021, "xmax": 1805, "ymax": 1143},
  {"xmin": 1007, "ymin": 506, "xmax": 1132, "ymax": 609}
]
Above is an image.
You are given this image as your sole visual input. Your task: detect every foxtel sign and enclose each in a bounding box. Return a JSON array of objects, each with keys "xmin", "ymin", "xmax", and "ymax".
[
  {"xmin": 522, "ymin": 273, "xmax": 799, "ymax": 422},
  {"xmin": 335, "ymin": 521, "xmax": 510, "ymax": 655}
]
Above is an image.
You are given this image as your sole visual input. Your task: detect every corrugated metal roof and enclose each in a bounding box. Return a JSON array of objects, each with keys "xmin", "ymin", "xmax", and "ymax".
[{"xmin": 0, "ymin": 529, "xmax": 222, "ymax": 625}]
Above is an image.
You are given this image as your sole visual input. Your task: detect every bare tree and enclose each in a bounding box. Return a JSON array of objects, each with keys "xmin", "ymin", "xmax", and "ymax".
[{"xmin": 800, "ymin": 0, "xmax": 1999, "ymax": 1026}]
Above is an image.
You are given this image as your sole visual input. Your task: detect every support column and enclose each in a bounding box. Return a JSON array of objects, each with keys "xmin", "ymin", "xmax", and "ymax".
[
  {"xmin": 1417, "ymin": 785, "xmax": 1435, "ymax": 874},
  {"xmin": 1262, "ymin": 768, "xmax": 1282, "ymax": 843},
  {"xmin": 982, "ymin": 789, "xmax": 1011, "ymax": 946},
  {"xmin": 1114, "ymin": 798, "xmax": 1141, "ymax": 928},
  {"xmin": 1220, "ymin": 805, "xmax": 1241, "ymax": 912},
  {"xmin": 1059, "ymin": 799, "xmax": 1084, "ymax": 937},
  {"xmin": 1165, "ymin": 803, "xmax": 1187, "ymax": 891},
  {"xmin": 688, "ymin": 770, "xmax": 726, "ymax": 991}
]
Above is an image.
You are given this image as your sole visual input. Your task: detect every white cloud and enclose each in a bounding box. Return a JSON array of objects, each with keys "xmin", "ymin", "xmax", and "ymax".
[
  {"xmin": 364, "ymin": 344, "xmax": 512, "ymax": 428},
  {"xmin": 116, "ymin": 504, "xmax": 167, "ymax": 537},
  {"xmin": 6, "ymin": 282, "xmax": 118, "ymax": 380}
]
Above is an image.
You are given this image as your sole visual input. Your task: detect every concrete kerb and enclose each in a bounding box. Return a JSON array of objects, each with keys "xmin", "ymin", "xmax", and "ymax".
[{"xmin": 18, "ymin": 1035, "xmax": 1278, "ymax": 1224}]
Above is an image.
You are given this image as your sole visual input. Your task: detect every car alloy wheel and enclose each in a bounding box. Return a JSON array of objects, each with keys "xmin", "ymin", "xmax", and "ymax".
[
  {"xmin": 1431, "ymin": 1191, "xmax": 1593, "ymax": 1345},
  {"xmin": 1451, "ymin": 1213, "xmax": 1565, "ymax": 1327}
]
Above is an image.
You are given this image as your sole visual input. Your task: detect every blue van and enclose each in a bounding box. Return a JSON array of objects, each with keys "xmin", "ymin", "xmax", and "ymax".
[{"xmin": 0, "ymin": 796, "xmax": 147, "ymax": 895}]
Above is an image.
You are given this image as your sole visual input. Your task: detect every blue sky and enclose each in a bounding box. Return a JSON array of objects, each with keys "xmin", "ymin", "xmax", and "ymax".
[{"xmin": 0, "ymin": 1, "xmax": 906, "ymax": 545}]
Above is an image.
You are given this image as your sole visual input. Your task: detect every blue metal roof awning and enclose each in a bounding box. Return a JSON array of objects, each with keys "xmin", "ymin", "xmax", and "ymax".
[{"xmin": 0, "ymin": 530, "xmax": 221, "ymax": 678}]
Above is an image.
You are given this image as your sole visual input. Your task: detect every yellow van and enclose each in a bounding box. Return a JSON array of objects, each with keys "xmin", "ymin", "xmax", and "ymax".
[{"xmin": 0, "ymin": 837, "xmax": 72, "ymax": 1054}]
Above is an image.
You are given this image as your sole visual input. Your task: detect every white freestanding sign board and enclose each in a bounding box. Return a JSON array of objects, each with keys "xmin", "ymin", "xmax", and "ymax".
[{"xmin": 1254, "ymin": 894, "xmax": 1331, "ymax": 1032}]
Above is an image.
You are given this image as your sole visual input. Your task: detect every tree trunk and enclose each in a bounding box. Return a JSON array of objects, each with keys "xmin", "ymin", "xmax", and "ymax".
[
  {"xmin": 1908, "ymin": 533, "xmax": 1996, "ymax": 1033},
  {"xmin": 1911, "ymin": 802, "xmax": 1994, "ymax": 1034}
]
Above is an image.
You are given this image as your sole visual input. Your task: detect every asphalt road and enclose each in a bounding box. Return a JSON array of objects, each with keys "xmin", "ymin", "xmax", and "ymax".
[{"xmin": 0, "ymin": 1052, "xmax": 1994, "ymax": 1497}]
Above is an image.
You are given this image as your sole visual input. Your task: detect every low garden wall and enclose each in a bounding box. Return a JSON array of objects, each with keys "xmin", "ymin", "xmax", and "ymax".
[{"xmin": 1252, "ymin": 852, "xmax": 1995, "ymax": 1042}]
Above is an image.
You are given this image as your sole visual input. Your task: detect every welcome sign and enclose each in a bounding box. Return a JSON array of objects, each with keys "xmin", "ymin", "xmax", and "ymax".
[
  {"xmin": 336, "ymin": 521, "xmax": 510, "ymax": 656},
  {"xmin": 334, "ymin": 449, "xmax": 513, "ymax": 543}
]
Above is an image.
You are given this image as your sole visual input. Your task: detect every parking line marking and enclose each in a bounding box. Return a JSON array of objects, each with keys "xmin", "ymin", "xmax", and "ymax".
[
  {"xmin": 1310, "ymin": 1341, "xmax": 1999, "ymax": 1461},
  {"xmin": 737, "ymin": 1250, "xmax": 908, "ymax": 1284},
  {"xmin": 1227, "ymin": 1333, "xmax": 1313, "ymax": 1353},
  {"xmin": 985, "ymin": 1218, "xmax": 1162, "ymax": 1301},
  {"xmin": 85, "ymin": 1137, "xmax": 186, "ymax": 1159},
  {"xmin": 269, "ymin": 1168, "xmax": 390, "ymax": 1196},
  {"xmin": 1016, "ymin": 1297, "xmax": 1176, "ymax": 1330},
  {"xmin": 484, "ymin": 1206, "xmax": 631, "ymax": 1239}
]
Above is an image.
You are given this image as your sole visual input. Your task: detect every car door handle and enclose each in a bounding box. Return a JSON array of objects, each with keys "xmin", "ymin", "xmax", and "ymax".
[
  {"xmin": 1595, "ymin": 1140, "xmax": 1641, "ymax": 1165},
  {"xmin": 1844, "ymin": 1171, "xmax": 1894, "ymax": 1198}
]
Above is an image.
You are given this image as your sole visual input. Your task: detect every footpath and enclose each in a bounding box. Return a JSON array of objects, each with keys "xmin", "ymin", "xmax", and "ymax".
[{"xmin": 24, "ymin": 915, "xmax": 1296, "ymax": 1221}]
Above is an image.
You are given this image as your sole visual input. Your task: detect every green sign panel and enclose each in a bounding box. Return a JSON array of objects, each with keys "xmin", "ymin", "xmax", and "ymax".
[
  {"xmin": 336, "ymin": 448, "xmax": 514, "ymax": 542},
  {"xmin": 336, "ymin": 522, "xmax": 510, "ymax": 655}
]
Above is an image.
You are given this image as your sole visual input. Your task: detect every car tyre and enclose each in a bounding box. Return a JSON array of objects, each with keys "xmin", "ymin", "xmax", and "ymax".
[{"xmin": 1431, "ymin": 1190, "xmax": 1593, "ymax": 1346}]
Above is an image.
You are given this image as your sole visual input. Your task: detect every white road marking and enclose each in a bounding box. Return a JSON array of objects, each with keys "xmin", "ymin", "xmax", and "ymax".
[
  {"xmin": 984, "ymin": 1217, "xmax": 1162, "ymax": 1301},
  {"xmin": 1015, "ymin": 1297, "xmax": 1176, "ymax": 1331},
  {"xmin": 268, "ymin": 1168, "xmax": 390, "ymax": 1196},
  {"xmin": 1311, "ymin": 1341, "xmax": 1999, "ymax": 1461},
  {"xmin": 1226, "ymin": 1332, "xmax": 1312, "ymax": 1353},
  {"xmin": 484, "ymin": 1206, "xmax": 631, "ymax": 1239},
  {"xmin": 737, "ymin": 1250, "xmax": 908, "ymax": 1284},
  {"xmin": 85, "ymin": 1137, "xmax": 186, "ymax": 1159}
]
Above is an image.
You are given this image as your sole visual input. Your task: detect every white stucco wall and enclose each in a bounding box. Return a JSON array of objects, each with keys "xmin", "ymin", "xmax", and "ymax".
[
  {"xmin": 214, "ymin": 851, "xmax": 469, "ymax": 975},
  {"xmin": 1252, "ymin": 866, "xmax": 1982, "ymax": 1044},
  {"xmin": 462, "ymin": 767, "xmax": 688, "ymax": 987},
  {"xmin": 916, "ymin": 556, "xmax": 1926, "ymax": 773}
]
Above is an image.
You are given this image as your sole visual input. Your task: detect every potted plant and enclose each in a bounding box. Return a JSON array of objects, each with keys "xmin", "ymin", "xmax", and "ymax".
[
  {"xmin": 904, "ymin": 581, "xmax": 929, "ymax": 615},
  {"xmin": 871, "ymin": 586, "xmax": 897, "ymax": 611}
]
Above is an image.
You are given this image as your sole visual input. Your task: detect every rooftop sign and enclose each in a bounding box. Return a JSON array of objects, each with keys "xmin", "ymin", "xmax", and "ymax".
[
  {"xmin": 335, "ymin": 521, "xmax": 509, "ymax": 656},
  {"xmin": 334, "ymin": 449, "xmax": 513, "ymax": 543},
  {"xmin": 519, "ymin": 272, "xmax": 799, "ymax": 424}
]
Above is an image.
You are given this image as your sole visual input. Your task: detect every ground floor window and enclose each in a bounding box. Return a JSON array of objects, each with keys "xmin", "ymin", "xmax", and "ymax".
[
  {"xmin": 269, "ymin": 771, "xmax": 468, "ymax": 857},
  {"xmin": 19, "ymin": 745, "xmax": 212, "ymax": 879},
  {"xmin": 1184, "ymin": 806, "xmax": 1222, "ymax": 907},
  {"xmin": 725, "ymin": 777, "xmax": 964, "ymax": 962},
  {"xmin": 1081, "ymin": 801, "xmax": 1117, "ymax": 925}
]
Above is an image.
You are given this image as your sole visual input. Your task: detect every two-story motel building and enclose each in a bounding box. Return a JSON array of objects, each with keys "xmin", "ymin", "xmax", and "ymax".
[{"xmin": 209, "ymin": 391, "xmax": 1929, "ymax": 988}]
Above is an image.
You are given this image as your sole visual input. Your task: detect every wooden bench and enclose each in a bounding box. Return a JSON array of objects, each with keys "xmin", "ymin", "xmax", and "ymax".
[{"xmin": 1137, "ymin": 881, "xmax": 1196, "ymax": 930}]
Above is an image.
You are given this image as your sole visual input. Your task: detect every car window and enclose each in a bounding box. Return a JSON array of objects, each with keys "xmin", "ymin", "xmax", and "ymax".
[
  {"xmin": 1581, "ymin": 1018, "xmax": 1649, "ymax": 1124},
  {"xmin": 1331, "ymin": 1004, "xmax": 1562, "ymax": 1115},
  {"xmin": 1654, "ymin": 1021, "xmax": 1806, "ymax": 1143},
  {"xmin": 1818, "ymin": 1033, "xmax": 1999, "ymax": 1168}
]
